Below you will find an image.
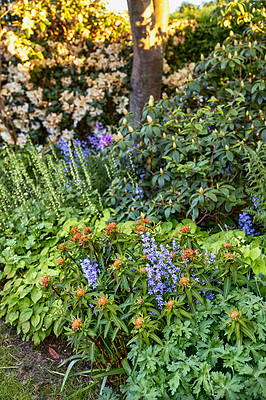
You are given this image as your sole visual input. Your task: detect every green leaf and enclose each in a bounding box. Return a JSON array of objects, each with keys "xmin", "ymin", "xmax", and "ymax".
[
  {"xmin": 249, "ymin": 248, "xmax": 261, "ymax": 261},
  {"xmin": 149, "ymin": 333, "xmax": 164, "ymax": 346},
  {"xmin": 223, "ymin": 276, "xmax": 231, "ymax": 298},
  {"xmin": 122, "ymin": 358, "xmax": 132, "ymax": 375},
  {"xmin": 191, "ymin": 288, "xmax": 204, "ymax": 304},
  {"xmin": 19, "ymin": 308, "xmax": 33, "ymax": 323},
  {"xmin": 31, "ymin": 314, "xmax": 40, "ymax": 328},
  {"xmin": 92, "ymin": 368, "xmax": 125, "ymax": 379},
  {"xmin": 205, "ymin": 192, "xmax": 217, "ymax": 202},
  {"xmin": 22, "ymin": 321, "xmax": 31, "ymax": 334},
  {"xmin": 226, "ymin": 151, "xmax": 234, "ymax": 162},
  {"xmin": 241, "ymin": 326, "xmax": 256, "ymax": 342},
  {"xmin": 31, "ymin": 287, "xmax": 43, "ymax": 303},
  {"xmin": 7, "ymin": 310, "xmax": 19, "ymax": 324}
]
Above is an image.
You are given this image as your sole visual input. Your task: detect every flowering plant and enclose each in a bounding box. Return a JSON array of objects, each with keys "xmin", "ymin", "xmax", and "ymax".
[{"xmin": 43, "ymin": 217, "xmax": 254, "ymax": 381}]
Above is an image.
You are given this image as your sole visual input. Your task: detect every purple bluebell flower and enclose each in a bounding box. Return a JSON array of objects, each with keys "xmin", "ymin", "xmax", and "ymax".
[
  {"xmin": 80, "ymin": 257, "xmax": 100, "ymax": 289},
  {"xmin": 238, "ymin": 212, "xmax": 255, "ymax": 236},
  {"xmin": 59, "ymin": 138, "xmax": 90, "ymax": 166},
  {"xmin": 140, "ymin": 232, "xmax": 182, "ymax": 308}
]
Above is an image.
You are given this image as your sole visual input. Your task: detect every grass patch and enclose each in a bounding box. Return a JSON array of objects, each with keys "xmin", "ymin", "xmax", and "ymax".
[{"xmin": 0, "ymin": 322, "xmax": 99, "ymax": 400}]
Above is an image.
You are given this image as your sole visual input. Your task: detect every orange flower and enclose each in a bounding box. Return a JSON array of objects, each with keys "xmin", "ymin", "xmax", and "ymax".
[
  {"xmin": 137, "ymin": 225, "xmax": 147, "ymax": 234},
  {"xmin": 71, "ymin": 318, "xmax": 82, "ymax": 331},
  {"xmin": 137, "ymin": 298, "xmax": 143, "ymax": 304},
  {"xmin": 76, "ymin": 288, "xmax": 85, "ymax": 297},
  {"xmin": 80, "ymin": 234, "xmax": 90, "ymax": 245},
  {"xmin": 113, "ymin": 259, "xmax": 122, "ymax": 269},
  {"xmin": 58, "ymin": 242, "xmax": 67, "ymax": 250},
  {"xmin": 70, "ymin": 226, "xmax": 79, "ymax": 234},
  {"xmin": 230, "ymin": 311, "xmax": 239, "ymax": 319},
  {"xmin": 98, "ymin": 296, "xmax": 108, "ymax": 307},
  {"xmin": 137, "ymin": 217, "xmax": 151, "ymax": 225},
  {"xmin": 84, "ymin": 227, "xmax": 92, "ymax": 233},
  {"xmin": 105, "ymin": 222, "xmax": 118, "ymax": 234},
  {"xmin": 182, "ymin": 248, "xmax": 194, "ymax": 260},
  {"xmin": 140, "ymin": 267, "xmax": 147, "ymax": 274},
  {"xmin": 225, "ymin": 253, "xmax": 235, "ymax": 259},
  {"xmin": 72, "ymin": 233, "xmax": 82, "ymax": 242},
  {"xmin": 179, "ymin": 276, "xmax": 189, "ymax": 286},
  {"xmin": 41, "ymin": 275, "xmax": 51, "ymax": 287},
  {"xmin": 180, "ymin": 225, "xmax": 190, "ymax": 234},
  {"xmin": 58, "ymin": 257, "xmax": 65, "ymax": 266},
  {"xmin": 167, "ymin": 300, "xmax": 174, "ymax": 309},
  {"xmin": 224, "ymin": 243, "xmax": 231, "ymax": 249},
  {"xmin": 135, "ymin": 317, "xmax": 143, "ymax": 329}
]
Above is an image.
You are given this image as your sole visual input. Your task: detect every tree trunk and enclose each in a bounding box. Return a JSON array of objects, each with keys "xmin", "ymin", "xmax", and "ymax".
[{"xmin": 127, "ymin": 0, "xmax": 169, "ymax": 121}]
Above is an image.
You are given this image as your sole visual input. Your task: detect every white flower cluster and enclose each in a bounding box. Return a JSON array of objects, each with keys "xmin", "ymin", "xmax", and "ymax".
[
  {"xmin": 0, "ymin": 10, "xmax": 197, "ymax": 147},
  {"xmin": 0, "ymin": 30, "xmax": 130, "ymax": 146},
  {"xmin": 162, "ymin": 63, "xmax": 195, "ymax": 89}
]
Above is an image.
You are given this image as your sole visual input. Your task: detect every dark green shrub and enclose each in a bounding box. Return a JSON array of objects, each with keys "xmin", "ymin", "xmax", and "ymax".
[{"xmin": 103, "ymin": 96, "xmax": 253, "ymax": 223}]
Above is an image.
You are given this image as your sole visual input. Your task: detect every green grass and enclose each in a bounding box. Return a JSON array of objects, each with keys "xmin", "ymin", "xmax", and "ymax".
[{"xmin": 0, "ymin": 322, "xmax": 99, "ymax": 400}]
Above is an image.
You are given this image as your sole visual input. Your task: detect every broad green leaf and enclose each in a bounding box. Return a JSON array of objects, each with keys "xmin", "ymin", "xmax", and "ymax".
[
  {"xmin": 31, "ymin": 287, "xmax": 43, "ymax": 303},
  {"xmin": 31, "ymin": 313, "xmax": 40, "ymax": 328},
  {"xmin": 19, "ymin": 308, "xmax": 33, "ymax": 323}
]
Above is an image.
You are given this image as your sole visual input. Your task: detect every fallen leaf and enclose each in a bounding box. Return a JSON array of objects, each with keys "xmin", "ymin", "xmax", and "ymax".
[{"xmin": 48, "ymin": 345, "xmax": 59, "ymax": 359}]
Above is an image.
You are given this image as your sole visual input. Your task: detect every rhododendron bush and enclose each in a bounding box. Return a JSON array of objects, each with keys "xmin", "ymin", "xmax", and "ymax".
[{"xmin": 0, "ymin": 0, "xmax": 198, "ymax": 146}]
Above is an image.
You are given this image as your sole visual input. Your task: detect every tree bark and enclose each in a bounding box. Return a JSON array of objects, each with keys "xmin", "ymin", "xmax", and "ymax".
[{"xmin": 127, "ymin": 0, "xmax": 169, "ymax": 121}]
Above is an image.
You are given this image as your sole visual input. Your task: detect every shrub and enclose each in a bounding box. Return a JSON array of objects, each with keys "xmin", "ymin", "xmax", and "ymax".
[
  {"xmin": 103, "ymin": 96, "xmax": 253, "ymax": 223},
  {"xmin": 0, "ymin": 0, "xmax": 199, "ymax": 147}
]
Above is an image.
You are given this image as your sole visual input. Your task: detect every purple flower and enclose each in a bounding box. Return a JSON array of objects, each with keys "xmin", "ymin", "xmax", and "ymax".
[
  {"xmin": 99, "ymin": 134, "xmax": 113, "ymax": 150},
  {"xmin": 238, "ymin": 212, "xmax": 255, "ymax": 236},
  {"xmin": 140, "ymin": 232, "xmax": 181, "ymax": 308},
  {"xmin": 80, "ymin": 257, "xmax": 100, "ymax": 289}
]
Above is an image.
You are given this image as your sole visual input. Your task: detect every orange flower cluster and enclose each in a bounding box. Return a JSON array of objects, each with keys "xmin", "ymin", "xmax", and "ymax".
[
  {"xmin": 76, "ymin": 288, "xmax": 85, "ymax": 297},
  {"xmin": 105, "ymin": 222, "xmax": 118, "ymax": 234},
  {"xmin": 58, "ymin": 242, "xmax": 67, "ymax": 250},
  {"xmin": 230, "ymin": 311, "xmax": 239, "ymax": 320},
  {"xmin": 224, "ymin": 243, "xmax": 231, "ymax": 249},
  {"xmin": 179, "ymin": 276, "xmax": 189, "ymax": 286},
  {"xmin": 182, "ymin": 248, "xmax": 195, "ymax": 260},
  {"xmin": 41, "ymin": 275, "xmax": 51, "ymax": 287},
  {"xmin": 137, "ymin": 217, "xmax": 151, "ymax": 225},
  {"xmin": 167, "ymin": 300, "xmax": 174, "ymax": 309},
  {"xmin": 58, "ymin": 257, "xmax": 64, "ymax": 266},
  {"xmin": 80, "ymin": 234, "xmax": 90, "ymax": 245},
  {"xmin": 72, "ymin": 233, "xmax": 82, "ymax": 242},
  {"xmin": 135, "ymin": 317, "xmax": 144, "ymax": 329},
  {"xmin": 98, "ymin": 296, "xmax": 108, "ymax": 307},
  {"xmin": 113, "ymin": 259, "xmax": 122, "ymax": 269},
  {"xmin": 71, "ymin": 318, "xmax": 82, "ymax": 331},
  {"xmin": 180, "ymin": 225, "xmax": 190, "ymax": 234},
  {"xmin": 225, "ymin": 253, "xmax": 235, "ymax": 259},
  {"xmin": 70, "ymin": 226, "xmax": 79, "ymax": 234},
  {"xmin": 137, "ymin": 225, "xmax": 147, "ymax": 234}
]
